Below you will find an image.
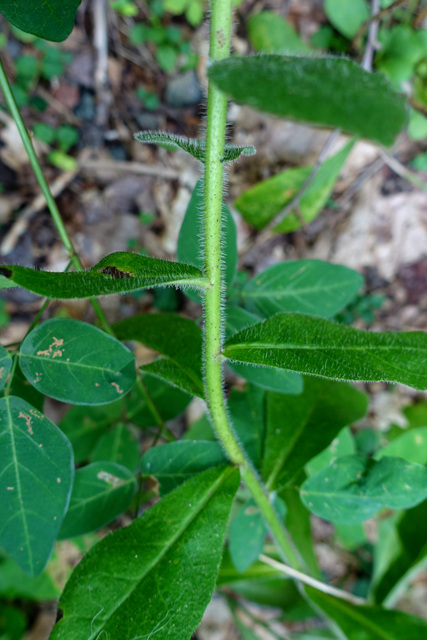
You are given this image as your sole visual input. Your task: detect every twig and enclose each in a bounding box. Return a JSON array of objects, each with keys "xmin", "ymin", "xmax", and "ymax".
[
  {"xmin": 93, "ymin": 0, "xmax": 112, "ymax": 129},
  {"xmin": 361, "ymin": 0, "xmax": 381, "ymax": 72},
  {"xmin": 80, "ymin": 157, "xmax": 181, "ymax": 179},
  {"xmin": 35, "ymin": 86, "xmax": 81, "ymax": 126},
  {"xmin": 380, "ymin": 150, "xmax": 427, "ymax": 192},
  {"xmin": 259, "ymin": 554, "xmax": 367, "ymax": 606},
  {"xmin": 334, "ymin": 156, "xmax": 385, "ymax": 208},
  {"xmin": 353, "ymin": 0, "xmax": 409, "ymax": 50}
]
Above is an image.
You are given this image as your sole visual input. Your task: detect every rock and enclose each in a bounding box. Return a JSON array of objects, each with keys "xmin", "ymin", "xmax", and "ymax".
[{"xmin": 165, "ymin": 70, "xmax": 202, "ymax": 108}]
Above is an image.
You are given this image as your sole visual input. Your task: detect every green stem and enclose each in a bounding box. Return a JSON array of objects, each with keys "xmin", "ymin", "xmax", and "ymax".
[
  {"xmin": 0, "ymin": 58, "xmax": 111, "ymax": 335},
  {"xmin": 203, "ymin": 0, "xmax": 301, "ymax": 569}
]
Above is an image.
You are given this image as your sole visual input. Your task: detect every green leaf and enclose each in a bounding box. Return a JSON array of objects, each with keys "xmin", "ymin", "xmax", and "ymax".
[
  {"xmin": 0, "ymin": 0, "xmax": 81, "ymax": 41},
  {"xmin": 223, "ymin": 313, "xmax": 427, "ymax": 390},
  {"xmin": 240, "ymin": 260, "xmax": 363, "ymax": 318},
  {"xmin": 134, "ymin": 130, "xmax": 255, "ymax": 163},
  {"xmin": 229, "ymin": 498, "xmax": 267, "ymax": 573},
  {"xmin": 92, "ymin": 423, "xmax": 140, "ymax": 473},
  {"xmin": 0, "ymin": 604, "xmax": 26, "ymax": 640},
  {"xmin": 127, "ymin": 374, "xmax": 191, "ymax": 428},
  {"xmin": 0, "ymin": 396, "xmax": 74, "ymax": 576},
  {"xmin": 235, "ymin": 140, "xmax": 354, "ymax": 232},
  {"xmin": 58, "ymin": 462, "xmax": 136, "ymax": 539},
  {"xmin": 208, "ymin": 55, "xmax": 407, "ymax": 146},
  {"xmin": 0, "ymin": 345, "xmax": 12, "ymax": 391},
  {"xmin": 141, "ymin": 440, "xmax": 226, "ymax": 494},
  {"xmin": 263, "ymin": 378, "xmax": 367, "ymax": 490},
  {"xmin": 113, "ymin": 313, "xmax": 204, "ymax": 398},
  {"xmin": 228, "ymin": 385, "xmax": 265, "ymax": 469},
  {"xmin": 301, "ymin": 454, "xmax": 427, "ymax": 524},
  {"xmin": 1, "ymin": 361, "xmax": 45, "ymax": 412},
  {"xmin": 20, "ymin": 318, "xmax": 136, "ymax": 405},
  {"xmin": 178, "ymin": 180, "xmax": 237, "ymax": 302},
  {"xmin": 226, "ymin": 305, "xmax": 303, "ymax": 394},
  {"xmin": 0, "ymin": 252, "xmax": 207, "ymax": 298},
  {"xmin": 0, "ymin": 551, "xmax": 59, "ymax": 601},
  {"xmin": 306, "ymin": 586, "xmax": 427, "ymax": 640},
  {"xmin": 59, "ymin": 401, "xmax": 123, "ymax": 463},
  {"xmin": 248, "ymin": 10, "xmax": 310, "ymax": 54},
  {"xmin": 377, "ymin": 426, "xmax": 427, "ymax": 465},
  {"xmin": 324, "ymin": 0, "xmax": 370, "ymax": 39},
  {"xmin": 306, "ymin": 426, "xmax": 355, "ymax": 476},
  {"xmin": 51, "ymin": 465, "xmax": 239, "ymax": 640}
]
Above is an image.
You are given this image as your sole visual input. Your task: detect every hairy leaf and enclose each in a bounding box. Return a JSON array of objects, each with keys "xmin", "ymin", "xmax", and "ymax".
[
  {"xmin": 58, "ymin": 462, "xmax": 136, "ymax": 539},
  {"xmin": 20, "ymin": 319, "xmax": 136, "ymax": 405},
  {"xmin": 301, "ymin": 455, "xmax": 427, "ymax": 523},
  {"xmin": 0, "ymin": 345, "xmax": 12, "ymax": 391},
  {"xmin": 113, "ymin": 314, "xmax": 204, "ymax": 398},
  {"xmin": 134, "ymin": 130, "xmax": 255, "ymax": 163},
  {"xmin": 0, "ymin": 252, "xmax": 206, "ymax": 299},
  {"xmin": 51, "ymin": 465, "xmax": 239, "ymax": 640},
  {"xmin": 263, "ymin": 378, "xmax": 367, "ymax": 490},
  {"xmin": 209, "ymin": 55, "xmax": 407, "ymax": 146},
  {"xmin": 0, "ymin": 396, "xmax": 73, "ymax": 576},
  {"xmin": 224, "ymin": 313, "xmax": 427, "ymax": 390},
  {"xmin": 0, "ymin": 0, "xmax": 81, "ymax": 41}
]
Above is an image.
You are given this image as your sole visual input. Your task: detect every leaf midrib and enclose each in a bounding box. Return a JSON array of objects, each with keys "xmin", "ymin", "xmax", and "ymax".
[{"xmin": 225, "ymin": 343, "xmax": 427, "ymax": 352}]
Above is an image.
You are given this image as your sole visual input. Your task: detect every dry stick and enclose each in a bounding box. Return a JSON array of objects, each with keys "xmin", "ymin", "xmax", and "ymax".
[
  {"xmin": 93, "ymin": 0, "xmax": 112, "ymax": 129},
  {"xmin": 353, "ymin": 0, "xmax": 410, "ymax": 50},
  {"xmin": 362, "ymin": 0, "xmax": 381, "ymax": 73},
  {"xmin": 380, "ymin": 150, "xmax": 427, "ymax": 192},
  {"xmin": 80, "ymin": 158, "xmax": 181, "ymax": 180},
  {"xmin": 259, "ymin": 555, "xmax": 367, "ymax": 607}
]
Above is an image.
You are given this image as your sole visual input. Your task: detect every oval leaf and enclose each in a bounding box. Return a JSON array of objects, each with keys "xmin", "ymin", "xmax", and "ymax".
[
  {"xmin": 0, "ymin": 345, "xmax": 12, "ymax": 391},
  {"xmin": 0, "ymin": 252, "xmax": 207, "ymax": 299},
  {"xmin": 20, "ymin": 318, "xmax": 136, "ymax": 405},
  {"xmin": 224, "ymin": 313, "xmax": 427, "ymax": 390},
  {"xmin": 0, "ymin": 396, "xmax": 74, "ymax": 576},
  {"xmin": 51, "ymin": 465, "xmax": 239, "ymax": 640},
  {"xmin": 240, "ymin": 260, "xmax": 363, "ymax": 318},
  {"xmin": 58, "ymin": 462, "xmax": 136, "ymax": 539},
  {"xmin": 208, "ymin": 55, "xmax": 407, "ymax": 146},
  {"xmin": 229, "ymin": 499, "xmax": 267, "ymax": 573},
  {"xmin": 301, "ymin": 455, "xmax": 427, "ymax": 524},
  {"xmin": 92, "ymin": 424, "xmax": 140, "ymax": 472},
  {"xmin": 0, "ymin": 0, "xmax": 81, "ymax": 41}
]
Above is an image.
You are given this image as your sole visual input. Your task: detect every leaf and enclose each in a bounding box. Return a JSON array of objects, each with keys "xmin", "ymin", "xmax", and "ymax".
[
  {"xmin": 228, "ymin": 385, "xmax": 265, "ymax": 469},
  {"xmin": 0, "ymin": 0, "xmax": 81, "ymax": 41},
  {"xmin": 0, "ymin": 551, "xmax": 59, "ymax": 600},
  {"xmin": 126, "ymin": 374, "xmax": 191, "ymax": 428},
  {"xmin": 263, "ymin": 378, "xmax": 367, "ymax": 490},
  {"xmin": 324, "ymin": 0, "xmax": 370, "ymax": 39},
  {"xmin": 1, "ymin": 361, "xmax": 45, "ymax": 412},
  {"xmin": 223, "ymin": 313, "xmax": 427, "ymax": 390},
  {"xmin": 51, "ymin": 465, "xmax": 239, "ymax": 640},
  {"xmin": 141, "ymin": 440, "xmax": 226, "ymax": 494},
  {"xmin": 377, "ymin": 427, "xmax": 427, "ymax": 465},
  {"xmin": 0, "ymin": 396, "xmax": 74, "ymax": 576},
  {"xmin": 248, "ymin": 10, "xmax": 310, "ymax": 54},
  {"xmin": 59, "ymin": 401, "xmax": 124, "ymax": 463},
  {"xmin": 306, "ymin": 586, "xmax": 427, "ymax": 640},
  {"xmin": 134, "ymin": 130, "xmax": 255, "ymax": 163},
  {"xmin": 229, "ymin": 498, "xmax": 267, "ymax": 573},
  {"xmin": 300, "ymin": 455, "xmax": 427, "ymax": 524},
  {"xmin": 226, "ymin": 305, "xmax": 303, "ymax": 394},
  {"xmin": 240, "ymin": 260, "xmax": 363, "ymax": 318},
  {"xmin": 92, "ymin": 424, "xmax": 140, "ymax": 473},
  {"xmin": 306, "ymin": 426, "xmax": 355, "ymax": 476},
  {"xmin": 0, "ymin": 252, "xmax": 206, "ymax": 298},
  {"xmin": 177, "ymin": 179, "xmax": 237, "ymax": 302},
  {"xmin": 20, "ymin": 318, "xmax": 136, "ymax": 405},
  {"xmin": 208, "ymin": 55, "xmax": 407, "ymax": 147},
  {"xmin": 0, "ymin": 345, "xmax": 12, "ymax": 391},
  {"xmin": 235, "ymin": 140, "xmax": 354, "ymax": 232},
  {"xmin": 58, "ymin": 462, "xmax": 136, "ymax": 539},
  {"xmin": 113, "ymin": 313, "xmax": 204, "ymax": 398}
]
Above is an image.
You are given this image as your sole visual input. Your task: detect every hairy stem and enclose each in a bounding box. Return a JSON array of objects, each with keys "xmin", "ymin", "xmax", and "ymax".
[
  {"xmin": 203, "ymin": 0, "xmax": 301, "ymax": 569},
  {"xmin": 0, "ymin": 59, "xmax": 111, "ymax": 334}
]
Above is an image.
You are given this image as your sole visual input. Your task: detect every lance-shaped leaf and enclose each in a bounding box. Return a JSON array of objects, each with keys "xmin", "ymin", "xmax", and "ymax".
[
  {"xmin": 223, "ymin": 313, "xmax": 427, "ymax": 390},
  {"xmin": 240, "ymin": 260, "xmax": 363, "ymax": 319},
  {"xmin": 20, "ymin": 318, "xmax": 136, "ymax": 405},
  {"xmin": 58, "ymin": 462, "xmax": 136, "ymax": 539},
  {"xmin": 0, "ymin": 396, "xmax": 74, "ymax": 576},
  {"xmin": 0, "ymin": 252, "xmax": 207, "ymax": 299},
  {"xmin": 209, "ymin": 55, "xmax": 407, "ymax": 146},
  {"xmin": 92, "ymin": 424, "xmax": 140, "ymax": 473},
  {"xmin": 134, "ymin": 130, "xmax": 255, "ymax": 163},
  {"xmin": 113, "ymin": 313, "xmax": 204, "ymax": 398},
  {"xmin": 141, "ymin": 440, "xmax": 226, "ymax": 494},
  {"xmin": 0, "ymin": 0, "xmax": 81, "ymax": 41},
  {"xmin": 50, "ymin": 465, "xmax": 239, "ymax": 640},
  {"xmin": 0, "ymin": 346, "xmax": 12, "ymax": 391},
  {"xmin": 263, "ymin": 378, "xmax": 367, "ymax": 490},
  {"xmin": 300, "ymin": 455, "xmax": 427, "ymax": 524},
  {"xmin": 306, "ymin": 586, "xmax": 427, "ymax": 640}
]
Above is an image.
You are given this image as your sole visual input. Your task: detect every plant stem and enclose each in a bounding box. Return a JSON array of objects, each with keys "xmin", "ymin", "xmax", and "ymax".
[
  {"xmin": 203, "ymin": 0, "xmax": 301, "ymax": 569},
  {"xmin": 0, "ymin": 59, "xmax": 111, "ymax": 335}
]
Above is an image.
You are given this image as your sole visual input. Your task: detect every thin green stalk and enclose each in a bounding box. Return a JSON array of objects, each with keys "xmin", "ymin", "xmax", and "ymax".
[
  {"xmin": 0, "ymin": 58, "xmax": 111, "ymax": 335},
  {"xmin": 203, "ymin": 0, "xmax": 301, "ymax": 569}
]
